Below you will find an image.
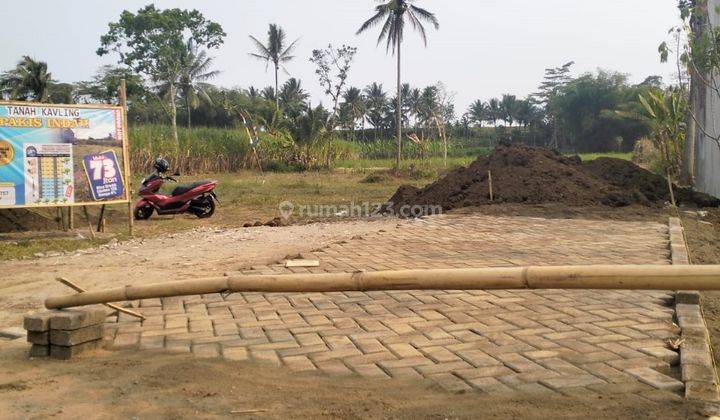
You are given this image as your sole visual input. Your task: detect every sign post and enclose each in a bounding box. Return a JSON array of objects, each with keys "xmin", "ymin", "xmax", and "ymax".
[{"xmin": 119, "ymin": 79, "xmax": 133, "ymax": 236}]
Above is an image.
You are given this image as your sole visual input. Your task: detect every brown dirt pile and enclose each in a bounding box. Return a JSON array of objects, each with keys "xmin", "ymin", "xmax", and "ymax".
[{"xmin": 388, "ymin": 143, "xmax": 719, "ymax": 213}]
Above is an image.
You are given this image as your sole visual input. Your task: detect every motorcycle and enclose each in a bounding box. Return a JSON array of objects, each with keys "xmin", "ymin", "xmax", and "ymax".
[{"xmin": 134, "ymin": 158, "xmax": 219, "ymax": 220}]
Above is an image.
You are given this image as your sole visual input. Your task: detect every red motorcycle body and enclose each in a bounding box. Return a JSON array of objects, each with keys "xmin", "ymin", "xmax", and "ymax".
[{"xmin": 134, "ymin": 174, "xmax": 218, "ymax": 219}]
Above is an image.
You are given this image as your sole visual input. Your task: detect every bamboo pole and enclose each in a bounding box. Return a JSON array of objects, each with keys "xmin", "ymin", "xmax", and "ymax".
[
  {"xmin": 56, "ymin": 277, "xmax": 145, "ymax": 321},
  {"xmin": 45, "ymin": 265, "xmax": 720, "ymax": 310},
  {"xmin": 119, "ymin": 79, "xmax": 134, "ymax": 237}
]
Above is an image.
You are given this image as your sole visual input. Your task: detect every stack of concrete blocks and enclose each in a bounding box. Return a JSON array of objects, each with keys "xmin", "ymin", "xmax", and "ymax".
[{"xmin": 23, "ymin": 309, "xmax": 106, "ymax": 359}]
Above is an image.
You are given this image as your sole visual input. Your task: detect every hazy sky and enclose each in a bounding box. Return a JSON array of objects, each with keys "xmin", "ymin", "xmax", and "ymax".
[{"xmin": 0, "ymin": 0, "xmax": 680, "ymax": 112}]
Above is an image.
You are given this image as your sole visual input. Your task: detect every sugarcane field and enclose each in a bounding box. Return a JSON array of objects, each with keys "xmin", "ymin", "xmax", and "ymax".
[{"xmin": 5, "ymin": 1, "xmax": 720, "ymax": 419}]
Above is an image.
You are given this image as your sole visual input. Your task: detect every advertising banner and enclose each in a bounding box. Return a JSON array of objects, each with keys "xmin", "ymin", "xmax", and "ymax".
[{"xmin": 0, "ymin": 102, "xmax": 129, "ymax": 208}]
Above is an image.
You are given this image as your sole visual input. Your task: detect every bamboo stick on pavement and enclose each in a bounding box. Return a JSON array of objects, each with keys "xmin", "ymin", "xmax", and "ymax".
[{"xmin": 44, "ymin": 265, "xmax": 720, "ymax": 310}]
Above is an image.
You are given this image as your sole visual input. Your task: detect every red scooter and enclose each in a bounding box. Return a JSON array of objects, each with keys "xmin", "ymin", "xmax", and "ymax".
[{"xmin": 134, "ymin": 158, "xmax": 219, "ymax": 220}]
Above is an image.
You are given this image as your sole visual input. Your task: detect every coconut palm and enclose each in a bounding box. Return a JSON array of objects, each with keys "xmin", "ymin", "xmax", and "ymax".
[
  {"xmin": 364, "ymin": 82, "xmax": 388, "ymax": 139},
  {"xmin": 357, "ymin": 0, "xmax": 439, "ymax": 169},
  {"xmin": 179, "ymin": 40, "xmax": 220, "ymax": 128},
  {"xmin": 249, "ymin": 24, "xmax": 299, "ymax": 111},
  {"xmin": 0, "ymin": 56, "xmax": 53, "ymax": 102},
  {"xmin": 406, "ymin": 87, "xmax": 422, "ymax": 127},
  {"xmin": 341, "ymin": 87, "xmax": 366, "ymax": 139},
  {"xmin": 501, "ymin": 94, "xmax": 518, "ymax": 127},
  {"xmin": 468, "ymin": 100, "xmax": 488, "ymax": 127},
  {"xmin": 279, "ymin": 78, "xmax": 309, "ymax": 119},
  {"xmin": 261, "ymin": 86, "xmax": 277, "ymax": 103},
  {"xmin": 487, "ymin": 98, "xmax": 501, "ymax": 127}
]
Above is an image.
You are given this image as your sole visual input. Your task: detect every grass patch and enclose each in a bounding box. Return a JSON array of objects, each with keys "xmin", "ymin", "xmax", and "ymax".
[
  {"xmin": 0, "ymin": 236, "xmax": 113, "ymax": 260},
  {"xmin": 576, "ymin": 152, "xmax": 632, "ymax": 161}
]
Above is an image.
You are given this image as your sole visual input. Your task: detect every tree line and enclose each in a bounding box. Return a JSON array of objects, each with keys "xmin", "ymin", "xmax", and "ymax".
[{"xmin": 0, "ymin": 2, "xmax": 673, "ymax": 163}]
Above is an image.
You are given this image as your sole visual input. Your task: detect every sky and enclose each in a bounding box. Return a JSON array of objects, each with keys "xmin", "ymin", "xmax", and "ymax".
[{"xmin": 0, "ymin": 0, "xmax": 681, "ymax": 113}]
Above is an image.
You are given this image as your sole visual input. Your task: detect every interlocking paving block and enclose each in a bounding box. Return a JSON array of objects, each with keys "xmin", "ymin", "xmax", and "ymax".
[
  {"xmin": 685, "ymin": 380, "xmax": 720, "ymax": 402},
  {"xmin": 23, "ymin": 311, "xmax": 58, "ymax": 332},
  {"xmin": 626, "ymin": 367, "xmax": 684, "ymax": 392},
  {"xmin": 50, "ymin": 324, "xmax": 104, "ymax": 346},
  {"xmin": 50, "ymin": 339, "xmax": 103, "ymax": 360},
  {"xmin": 27, "ymin": 331, "xmax": 49, "ymax": 345},
  {"xmin": 675, "ymin": 291, "xmax": 700, "ymax": 305},
  {"xmin": 28, "ymin": 344, "xmax": 49, "ymax": 358},
  {"xmin": 49, "ymin": 309, "xmax": 106, "ymax": 331},
  {"xmin": 0, "ymin": 327, "xmax": 26, "ymax": 339}
]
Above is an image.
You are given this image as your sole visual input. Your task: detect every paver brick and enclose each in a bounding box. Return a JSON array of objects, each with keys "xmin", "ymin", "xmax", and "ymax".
[
  {"xmin": 50, "ymin": 309, "xmax": 106, "ymax": 330},
  {"xmin": 50, "ymin": 324, "xmax": 104, "ymax": 346},
  {"xmin": 626, "ymin": 367, "xmax": 684, "ymax": 392},
  {"xmin": 50, "ymin": 339, "xmax": 103, "ymax": 360}
]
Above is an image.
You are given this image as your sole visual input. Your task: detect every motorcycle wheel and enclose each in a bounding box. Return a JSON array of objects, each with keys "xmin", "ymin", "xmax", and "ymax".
[
  {"xmin": 134, "ymin": 206, "xmax": 154, "ymax": 220},
  {"xmin": 194, "ymin": 197, "xmax": 215, "ymax": 219}
]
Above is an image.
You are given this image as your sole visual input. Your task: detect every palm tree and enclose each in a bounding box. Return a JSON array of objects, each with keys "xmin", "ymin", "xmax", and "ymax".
[
  {"xmin": 249, "ymin": 24, "xmax": 299, "ymax": 111},
  {"xmin": 341, "ymin": 87, "xmax": 366, "ymax": 140},
  {"xmin": 245, "ymin": 86, "xmax": 261, "ymax": 99},
  {"xmin": 261, "ymin": 86, "xmax": 276, "ymax": 103},
  {"xmin": 364, "ymin": 82, "xmax": 388, "ymax": 139},
  {"xmin": 501, "ymin": 94, "xmax": 518, "ymax": 127},
  {"xmin": 468, "ymin": 100, "xmax": 488, "ymax": 127},
  {"xmin": 0, "ymin": 56, "xmax": 52, "ymax": 102},
  {"xmin": 487, "ymin": 98, "xmax": 501, "ymax": 127},
  {"xmin": 357, "ymin": 0, "xmax": 439, "ymax": 169},
  {"xmin": 279, "ymin": 78, "xmax": 310, "ymax": 119},
  {"xmin": 406, "ymin": 87, "xmax": 422, "ymax": 127},
  {"xmin": 179, "ymin": 40, "xmax": 220, "ymax": 128}
]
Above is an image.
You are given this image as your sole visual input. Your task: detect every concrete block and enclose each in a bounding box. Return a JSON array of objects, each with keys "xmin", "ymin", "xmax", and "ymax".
[
  {"xmin": 685, "ymin": 380, "xmax": 720, "ymax": 401},
  {"xmin": 626, "ymin": 367, "xmax": 684, "ymax": 392},
  {"xmin": 676, "ymin": 291, "xmax": 701, "ymax": 305},
  {"xmin": 50, "ymin": 324, "xmax": 104, "ymax": 346},
  {"xmin": 0, "ymin": 327, "xmax": 26, "ymax": 339},
  {"xmin": 50, "ymin": 339, "xmax": 103, "ymax": 360},
  {"xmin": 23, "ymin": 311, "xmax": 58, "ymax": 332},
  {"xmin": 27, "ymin": 331, "xmax": 49, "ymax": 345},
  {"xmin": 28, "ymin": 344, "xmax": 49, "ymax": 358},
  {"xmin": 49, "ymin": 309, "xmax": 106, "ymax": 331},
  {"xmin": 682, "ymin": 363, "xmax": 718, "ymax": 383},
  {"xmin": 681, "ymin": 347, "xmax": 714, "ymax": 367}
]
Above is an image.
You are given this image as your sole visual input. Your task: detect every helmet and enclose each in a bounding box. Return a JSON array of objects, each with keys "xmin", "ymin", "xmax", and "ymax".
[{"xmin": 153, "ymin": 158, "xmax": 169, "ymax": 173}]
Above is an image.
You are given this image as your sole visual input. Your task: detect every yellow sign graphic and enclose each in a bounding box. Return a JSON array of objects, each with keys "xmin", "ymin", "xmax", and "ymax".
[{"xmin": 0, "ymin": 140, "xmax": 13, "ymax": 166}]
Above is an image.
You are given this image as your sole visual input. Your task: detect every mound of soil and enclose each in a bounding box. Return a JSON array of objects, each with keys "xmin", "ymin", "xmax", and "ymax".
[
  {"xmin": 583, "ymin": 157, "xmax": 720, "ymax": 207},
  {"xmin": 388, "ymin": 143, "xmax": 720, "ymax": 214}
]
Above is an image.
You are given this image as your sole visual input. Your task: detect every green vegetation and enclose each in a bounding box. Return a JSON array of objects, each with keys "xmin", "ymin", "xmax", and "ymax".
[
  {"xmin": 0, "ymin": 236, "xmax": 113, "ymax": 261},
  {"xmin": 356, "ymin": 0, "xmax": 439, "ymax": 168},
  {"xmin": 576, "ymin": 152, "xmax": 632, "ymax": 162},
  {"xmin": 0, "ymin": 3, "xmax": 685, "ymax": 175}
]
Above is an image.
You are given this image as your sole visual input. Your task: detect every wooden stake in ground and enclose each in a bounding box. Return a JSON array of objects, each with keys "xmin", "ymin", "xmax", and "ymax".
[
  {"xmin": 82, "ymin": 206, "xmax": 96, "ymax": 240},
  {"xmin": 97, "ymin": 205, "xmax": 106, "ymax": 233},
  {"xmin": 488, "ymin": 170, "xmax": 494, "ymax": 202},
  {"xmin": 666, "ymin": 171, "xmax": 677, "ymax": 207},
  {"xmin": 67, "ymin": 206, "xmax": 74, "ymax": 230}
]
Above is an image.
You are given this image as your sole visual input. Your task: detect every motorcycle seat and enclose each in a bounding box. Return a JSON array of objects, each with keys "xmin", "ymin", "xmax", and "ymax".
[{"xmin": 171, "ymin": 182, "xmax": 209, "ymax": 196}]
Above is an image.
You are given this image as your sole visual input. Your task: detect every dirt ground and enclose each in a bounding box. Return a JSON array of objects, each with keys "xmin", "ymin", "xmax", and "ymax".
[
  {"xmin": 1, "ymin": 205, "xmax": 720, "ymax": 418},
  {"xmin": 680, "ymin": 209, "xmax": 720, "ymax": 373},
  {"xmin": 0, "ymin": 343, "xmax": 709, "ymax": 419},
  {"xmin": 0, "ymin": 219, "xmax": 400, "ymax": 329}
]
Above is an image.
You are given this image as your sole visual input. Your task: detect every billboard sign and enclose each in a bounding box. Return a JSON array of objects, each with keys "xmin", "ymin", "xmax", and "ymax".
[
  {"xmin": 0, "ymin": 102, "xmax": 129, "ymax": 208},
  {"xmin": 82, "ymin": 150, "xmax": 124, "ymax": 201}
]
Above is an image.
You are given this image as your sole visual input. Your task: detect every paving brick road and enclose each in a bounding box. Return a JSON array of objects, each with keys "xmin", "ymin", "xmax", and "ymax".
[{"xmin": 106, "ymin": 215, "xmax": 685, "ymax": 397}]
